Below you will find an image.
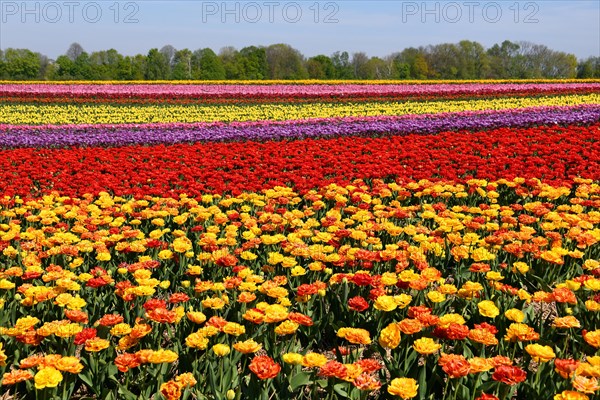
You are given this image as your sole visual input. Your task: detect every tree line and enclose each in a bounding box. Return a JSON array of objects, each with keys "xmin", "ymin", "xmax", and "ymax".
[{"xmin": 1, "ymin": 40, "xmax": 599, "ymax": 81}]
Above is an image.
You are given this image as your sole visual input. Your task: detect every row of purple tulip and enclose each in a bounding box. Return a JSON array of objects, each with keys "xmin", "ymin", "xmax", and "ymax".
[{"xmin": 1, "ymin": 105, "xmax": 599, "ymax": 149}]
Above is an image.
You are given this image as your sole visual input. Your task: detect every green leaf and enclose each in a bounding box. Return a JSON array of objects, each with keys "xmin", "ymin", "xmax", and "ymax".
[
  {"xmin": 102, "ymin": 390, "xmax": 116, "ymax": 400},
  {"xmin": 418, "ymin": 366, "xmax": 427, "ymax": 400},
  {"xmin": 456, "ymin": 384, "xmax": 470, "ymax": 399},
  {"xmin": 333, "ymin": 383, "xmax": 349, "ymax": 397},
  {"xmin": 208, "ymin": 362, "xmax": 218, "ymax": 392},
  {"xmin": 289, "ymin": 372, "xmax": 311, "ymax": 391},
  {"xmin": 404, "ymin": 350, "xmax": 418, "ymax": 373},
  {"xmin": 316, "ymin": 379, "xmax": 329, "ymax": 388},
  {"xmin": 78, "ymin": 373, "xmax": 98, "ymax": 394},
  {"xmin": 117, "ymin": 386, "xmax": 139, "ymax": 400},
  {"xmin": 476, "ymin": 380, "xmax": 496, "ymax": 394},
  {"xmin": 106, "ymin": 363, "xmax": 119, "ymax": 378},
  {"xmin": 142, "ymin": 385, "xmax": 154, "ymax": 400},
  {"xmin": 463, "ymin": 346, "xmax": 474, "ymax": 358}
]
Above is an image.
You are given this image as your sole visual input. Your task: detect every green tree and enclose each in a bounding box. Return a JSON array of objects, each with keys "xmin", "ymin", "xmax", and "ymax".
[
  {"xmin": 578, "ymin": 56, "xmax": 600, "ymax": 78},
  {"xmin": 351, "ymin": 52, "xmax": 370, "ymax": 79},
  {"xmin": 412, "ymin": 53, "xmax": 429, "ymax": 79},
  {"xmin": 192, "ymin": 48, "xmax": 226, "ymax": 80},
  {"xmin": 391, "ymin": 47, "xmax": 428, "ymax": 79},
  {"xmin": 172, "ymin": 49, "xmax": 193, "ymax": 80},
  {"xmin": 129, "ymin": 55, "xmax": 147, "ymax": 80},
  {"xmin": 218, "ymin": 47, "xmax": 243, "ymax": 79},
  {"xmin": 114, "ymin": 56, "xmax": 139, "ymax": 80},
  {"xmin": 265, "ymin": 44, "xmax": 307, "ymax": 79},
  {"xmin": 365, "ymin": 57, "xmax": 390, "ymax": 79},
  {"xmin": 159, "ymin": 45, "xmax": 176, "ymax": 78},
  {"xmin": 1, "ymin": 48, "xmax": 41, "ymax": 79},
  {"xmin": 331, "ymin": 51, "xmax": 353, "ymax": 79},
  {"xmin": 457, "ymin": 40, "xmax": 489, "ymax": 79},
  {"xmin": 515, "ymin": 41, "xmax": 577, "ymax": 78},
  {"xmin": 487, "ymin": 40, "xmax": 524, "ymax": 78},
  {"xmin": 145, "ymin": 48, "xmax": 169, "ymax": 80},
  {"xmin": 73, "ymin": 52, "xmax": 93, "ymax": 80},
  {"xmin": 55, "ymin": 55, "xmax": 75, "ymax": 79},
  {"xmin": 306, "ymin": 55, "xmax": 335, "ymax": 79},
  {"xmin": 39, "ymin": 55, "xmax": 56, "ymax": 80},
  {"xmin": 239, "ymin": 46, "xmax": 267, "ymax": 80},
  {"xmin": 384, "ymin": 53, "xmax": 410, "ymax": 79},
  {"xmin": 89, "ymin": 49, "xmax": 124, "ymax": 80},
  {"xmin": 425, "ymin": 43, "xmax": 461, "ymax": 78}
]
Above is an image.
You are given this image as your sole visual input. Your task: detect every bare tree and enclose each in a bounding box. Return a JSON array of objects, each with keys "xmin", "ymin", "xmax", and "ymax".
[
  {"xmin": 66, "ymin": 43, "xmax": 85, "ymax": 61},
  {"xmin": 159, "ymin": 45, "xmax": 177, "ymax": 68}
]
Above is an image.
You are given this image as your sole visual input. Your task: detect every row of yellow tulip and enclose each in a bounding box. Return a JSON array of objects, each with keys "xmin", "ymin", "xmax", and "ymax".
[{"xmin": 1, "ymin": 94, "xmax": 598, "ymax": 124}]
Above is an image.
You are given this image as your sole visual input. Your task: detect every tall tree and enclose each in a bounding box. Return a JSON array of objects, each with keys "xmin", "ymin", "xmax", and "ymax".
[
  {"xmin": 487, "ymin": 40, "xmax": 522, "ymax": 78},
  {"xmin": 38, "ymin": 54, "xmax": 55, "ymax": 80},
  {"xmin": 193, "ymin": 48, "xmax": 226, "ymax": 80},
  {"xmin": 306, "ymin": 55, "xmax": 335, "ymax": 79},
  {"xmin": 129, "ymin": 55, "xmax": 147, "ymax": 80},
  {"xmin": 218, "ymin": 47, "xmax": 243, "ymax": 79},
  {"xmin": 384, "ymin": 53, "xmax": 410, "ymax": 79},
  {"xmin": 456, "ymin": 40, "xmax": 489, "ymax": 79},
  {"xmin": 351, "ymin": 52, "xmax": 370, "ymax": 79},
  {"xmin": 365, "ymin": 57, "xmax": 390, "ymax": 79},
  {"xmin": 519, "ymin": 41, "xmax": 577, "ymax": 78},
  {"xmin": 159, "ymin": 45, "xmax": 176, "ymax": 78},
  {"xmin": 66, "ymin": 43, "xmax": 85, "ymax": 61},
  {"xmin": 239, "ymin": 46, "xmax": 267, "ymax": 80},
  {"xmin": 265, "ymin": 44, "xmax": 307, "ymax": 79},
  {"xmin": 145, "ymin": 48, "xmax": 169, "ymax": 80},
  {"xmin": 55, "ymin": 55, "xmax": 75, "ymax": 79},
  {"xmin": 331, "ymin": 51, "xmax": 353, "ymax": 79},
  {"xmin": 0, "ymin": 50, "xmax": 4, "ymax": 78},
  {"xmin": 172, "ymin": 49, "xmax": 193, "ymax": 80},
  {"xmin": 409, "ymin": 50, "xmax": 429, "ymax": 79},
  {"xmin": 578, "ymin": 56, "xmax": 600, "ymax": 78},
  {"xmin": 89, "ymin": 49, "xmax": 124, "ymax": 80},
  {"xmin": 425, "ymin": 43, "xmax": 461, "ymax": 78},
  {"xmin": 73, "ymin": 52, "xmax": 93, "ymax": 80},
  {"xmin": 390, "ymin": 47, "xmax": 429, "ymax": 79},
  {"xmin": 1, "ymin": 48, "xmax": 40, "ymax": 79}
]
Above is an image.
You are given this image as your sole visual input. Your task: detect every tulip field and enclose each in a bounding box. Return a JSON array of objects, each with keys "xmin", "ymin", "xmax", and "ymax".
[{"xmin": 1, "ymin": 80, "xmax": 600, "ymax": 400}]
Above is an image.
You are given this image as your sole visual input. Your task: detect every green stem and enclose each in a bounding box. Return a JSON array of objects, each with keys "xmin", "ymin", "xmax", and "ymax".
[
  {"xmin": 219, "ymin": 359, "xmax": 224, "ymax": 395},
  {"xmin": 452, "ymin": 379, "xmax": 459, "ymax": 400},
  {"xmin": 470, "ymin": 374, "xmax": 482, "ymax": 400},
  {"xmin": 443, "ymin": 377, "xmax": 450, "ymax": 400},
  {"xmin": 62, "ymin": 376, "xmax": 68, "ymax": 400},
  {"xmin": 498, "ymin": 384, "xmax": 512, "ymax": 400},
  {"xmin": 326, "ymin": 378, "xmax": 334, "ymax": 400},
  {"xmin": 533, "ymin": 363, "xmax": 543, "ymax": 396},
  {"xmin": 418, "ymin": 361, "xmax": 427, "ymax": 400}
]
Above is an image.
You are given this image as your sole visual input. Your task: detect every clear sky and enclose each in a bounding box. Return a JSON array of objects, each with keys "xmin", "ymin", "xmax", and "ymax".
[{"xmin": 1, "ymin": 0, "xmax": 599, "ymax": 59}]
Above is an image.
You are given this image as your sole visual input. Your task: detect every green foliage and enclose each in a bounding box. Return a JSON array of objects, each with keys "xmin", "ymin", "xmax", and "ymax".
[
  {"xmin": 1, "ymin": 48, "xmax": 41, "ymax": 79},
  {"xmin": 195, "ymin": 48, "xmax": 226, "ymax": 80},
  {"xmin": 265, "ymin": 43, "xmax": 308, "ymax": 79},
  {"xmin": 306, "ymin": 55, "xmax": 335, "ymax": 79},
  {"xmin": 145, "ymin": 48, "xmax": 169, "ymax": 80},
  {"xmin": 0, "ymin": 40, "xmax": 592, "ymax": 81}
]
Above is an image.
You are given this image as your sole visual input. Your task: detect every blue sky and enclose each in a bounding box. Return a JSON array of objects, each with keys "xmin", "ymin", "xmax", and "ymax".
[{"xmin": 1, "ymin": 0, "xmax": 599, "ymax": 59}]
